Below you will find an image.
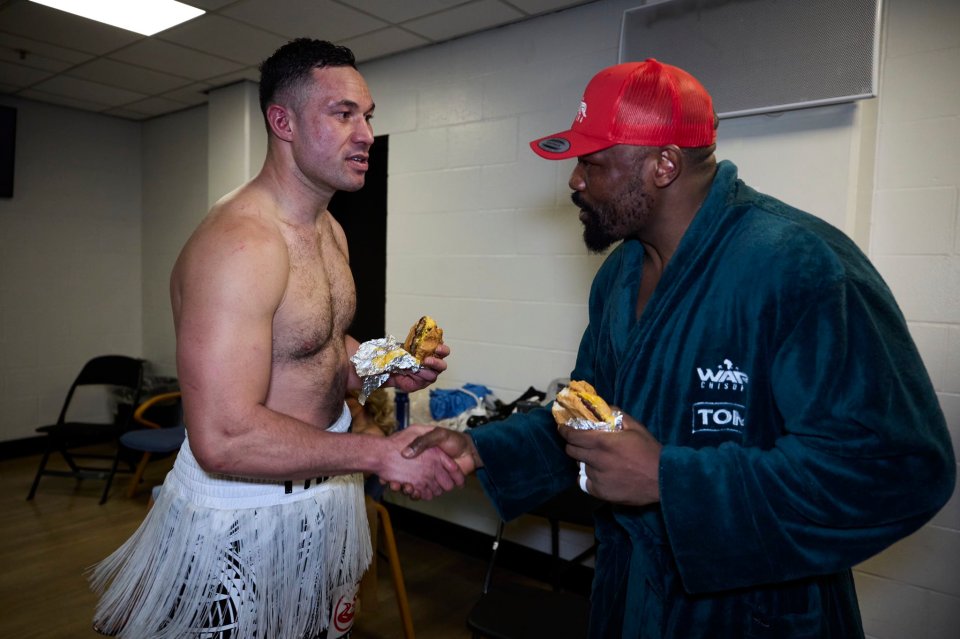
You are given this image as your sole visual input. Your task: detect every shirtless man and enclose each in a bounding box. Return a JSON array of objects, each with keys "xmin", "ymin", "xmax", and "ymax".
[
  {"xmin": 90, "ymin": 39, "xmax": 461, "ymax": 639},
  {"xmin": 170, "ymin": 44, "xmax": 458, "ymax": 499}
]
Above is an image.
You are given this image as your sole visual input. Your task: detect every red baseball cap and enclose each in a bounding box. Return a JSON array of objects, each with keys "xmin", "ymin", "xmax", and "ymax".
[{"xmin": 530, "ymin": 59, "xmax": 716, "ymax": 160}]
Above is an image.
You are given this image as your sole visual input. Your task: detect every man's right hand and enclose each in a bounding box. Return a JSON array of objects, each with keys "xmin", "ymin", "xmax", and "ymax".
[
  {"xmin": 376, "ymin": 425, "xmax": 467, "ymax": 500},
  {"xmin": 401, "ymin": 426, "xmax": 483, "ymax": 476}
]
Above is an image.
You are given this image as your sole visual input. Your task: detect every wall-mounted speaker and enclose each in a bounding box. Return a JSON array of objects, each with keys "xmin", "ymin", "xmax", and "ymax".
[
  {"xmin": 0, "ymin": 105, "xmax": 15, "ymax": 198},
  {"xmin": 619, "ymin": 0, "xmax": 882, "ymax": 118}
]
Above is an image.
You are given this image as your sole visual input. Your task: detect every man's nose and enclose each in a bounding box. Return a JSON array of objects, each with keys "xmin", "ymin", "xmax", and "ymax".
[
  {"xmin": 354, "ymin": 119, "xmax": 374, "ymax": 145},
  {"xmin": 569, "ymin": 164, "xmax": 586, "ymax": 191}
]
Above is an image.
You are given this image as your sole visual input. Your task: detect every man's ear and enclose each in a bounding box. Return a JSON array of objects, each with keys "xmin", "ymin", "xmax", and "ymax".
[
  {"xmin": 266, "ymin": 104, "xmax": 294, "ymax": 142},
  {"xmin": 653, "ymin": 146, "xmax": 681, "ymax": 187}
]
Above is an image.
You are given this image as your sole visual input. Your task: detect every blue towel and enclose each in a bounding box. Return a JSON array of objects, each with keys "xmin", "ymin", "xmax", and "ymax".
[{"xmin": 429, "ymin": 384, "xmax": 494, "ymax": 420}]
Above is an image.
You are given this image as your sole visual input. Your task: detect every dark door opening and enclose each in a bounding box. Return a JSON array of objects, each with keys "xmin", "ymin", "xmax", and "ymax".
[{"xmin": 329, "ymin": 134, "xmax": 388, "ymax": 342}]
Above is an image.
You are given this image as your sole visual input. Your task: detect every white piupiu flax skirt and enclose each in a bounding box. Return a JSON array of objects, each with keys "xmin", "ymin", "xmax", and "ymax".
[{"xmin": 89, "ymin": 404, "xmax": 372, "ymax": 639}]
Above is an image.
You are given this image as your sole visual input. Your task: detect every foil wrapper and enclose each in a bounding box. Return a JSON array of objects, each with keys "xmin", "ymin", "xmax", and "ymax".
[
  {"xmin": 564, "ymin": 411, "xmax": 623, "ymax": 493},
  {"xmin": 564, "ymin": 410, "xmax": 623, "ymax": 432},
  {"xmin": 566, "ymin": 410, "xmax": 623, "ymax": 495},
  {"xmin": 350, "ymin": 336, "xmax": 420, "ymax": 404}
]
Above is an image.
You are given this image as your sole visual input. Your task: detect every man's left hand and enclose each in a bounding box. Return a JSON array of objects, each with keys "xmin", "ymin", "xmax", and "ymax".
[
  {"xmin": 559, "ymin": 410, "xmax": 662, "ymax": 506},
  {"xmin": 389, "ymin": 343, "xmax": 450, "ymax": 392}
]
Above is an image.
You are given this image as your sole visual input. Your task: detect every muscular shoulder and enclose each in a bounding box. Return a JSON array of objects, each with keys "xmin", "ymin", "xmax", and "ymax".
[
  {"xmin": 172, "ymin": 189, "xmax": 290, "ymax": 315},
  {"xmin": 191, "ymin": 189, "xmax": 287, "ymax": 254}
]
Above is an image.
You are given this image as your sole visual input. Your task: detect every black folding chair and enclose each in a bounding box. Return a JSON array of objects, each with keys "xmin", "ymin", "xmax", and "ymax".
[
  {"xmin": 26, "ymin": 355, "xmax": 144, "ymax": 504},
  {"xmin": 467, "ymin": 487, "xmax": 598, "ymax": 639}
]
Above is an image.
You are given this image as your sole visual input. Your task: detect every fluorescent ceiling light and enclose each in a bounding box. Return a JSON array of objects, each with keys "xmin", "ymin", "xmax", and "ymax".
[{"xmin": 30, "ymin": 0, "xmax": 205, "ymax": 36}]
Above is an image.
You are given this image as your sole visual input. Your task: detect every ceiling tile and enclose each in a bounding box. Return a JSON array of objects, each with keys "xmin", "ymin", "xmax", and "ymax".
[
  {"xmin": 181, "ymin": 0, "xmax": 236, "ymax": 9},
  {"xmin": 158, "ymin": 14, "xmax": 290, "ymax": 66},
  {"xmin": 0, "ymin": 47, "xmax": 73, "ymax": 74},
  {"xmin": 0, "ymin": 1, "xmax": 141, "ymax": 55},
  {"xmin": 108, "ymin": 39, "xmax": 246, "ymax": 81},
  {"xmin": 30, "ymin": 75, "xmax": 147, "ymax": 108},
  {"xmin": 332, "ymin": 0, "xmax": 472, "ymax": 23},
  {"xmin": 0, "ymin": 33, "xmax": 94, "ymax": 65},
  {"xmin": 0, "ymin": 0, "xmax": 596, "ymax": 119},
  {"xmin": 404, "ymin": 0, "xmax": 524, "ymax": 41},
  {"xmin": 0, "ymin": 59, "xmax": 54, "ymax": 88},
  {"xmin": 18, "ymin": 87, "xmax": 110, "ymax": 112},
  {"xmin": 507, "ymin": 0, "xmax": 595, "ymax": 14},
  {"xmin": 161, "ymin": 82, "xmax": 214, "ymax": 106},
  {"xmin": 121, "ymin": 95, "xmax": 194, "ymax": 117},
  {"xmin": 67, "ymin": 58, "xmax": 193, "ymax": 95},
  {"xmin": 205, "ymin": 66, "xmax": 262, "ymax": 91},
  {"xmin": 223, "ymin": 0, "xmax": 386, "ymax": 41},
  {"xmin": 341, "ymin": 27, "xmax": 431, "ymax": 62}
]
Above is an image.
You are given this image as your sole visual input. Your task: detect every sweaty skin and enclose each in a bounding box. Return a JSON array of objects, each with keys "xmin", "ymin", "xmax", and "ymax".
[{"xmin": 171, "ymin": 66, "xmax": 461, "ymax": 499}]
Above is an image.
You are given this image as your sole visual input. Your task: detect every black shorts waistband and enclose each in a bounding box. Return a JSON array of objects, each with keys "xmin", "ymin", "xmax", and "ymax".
[{"xmin": 283, "ymin": 476, "xmax": 331, "ymax": 494}]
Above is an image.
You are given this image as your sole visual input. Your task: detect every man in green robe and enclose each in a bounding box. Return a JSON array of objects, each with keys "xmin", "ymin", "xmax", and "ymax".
[{"xmin": 404, "ymin": 59, "xmax": 955, "ymax": 638}]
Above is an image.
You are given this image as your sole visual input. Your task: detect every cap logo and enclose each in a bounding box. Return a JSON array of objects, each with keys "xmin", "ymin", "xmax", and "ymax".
[
  {"xmin": 576, "ymin": 100, "xmax": 587, "ymax": 123},
  {"xmin": 537, "ymin": 137, "xmax": 571, "ymax": 154}
]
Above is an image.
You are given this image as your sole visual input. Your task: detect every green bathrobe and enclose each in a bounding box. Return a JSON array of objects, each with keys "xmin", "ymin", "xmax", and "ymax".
[{"xmin": 470, "ymin": 160, "xmax": 955, "ymax": 638}]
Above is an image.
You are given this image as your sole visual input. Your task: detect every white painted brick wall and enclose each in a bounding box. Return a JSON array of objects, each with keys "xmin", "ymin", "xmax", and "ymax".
[
  {"xmin": 871, "ymin": 188, "xmax": 957, "ymax": 255},
  {"xmin": 0, "ymin": 99, "xmax": 143, "ymax": 440},
  {"xmin": 141, "ymin": 106, "xmax": 209, "ymax": 377}
]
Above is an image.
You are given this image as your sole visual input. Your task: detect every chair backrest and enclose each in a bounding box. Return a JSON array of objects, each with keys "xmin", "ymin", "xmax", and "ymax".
[
  {"xmin": 57, "ymin": 355, "xmax": 145, "ymax": 426},
  {"xmin": 133, "ymin": 391, "xmax": 183, "ymax": 430}
]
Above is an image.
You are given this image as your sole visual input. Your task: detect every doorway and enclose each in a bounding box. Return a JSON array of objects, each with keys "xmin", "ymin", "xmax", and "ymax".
[{"xmin": 329, "ymin": 134, "xmax": 388, "ymax": 342}]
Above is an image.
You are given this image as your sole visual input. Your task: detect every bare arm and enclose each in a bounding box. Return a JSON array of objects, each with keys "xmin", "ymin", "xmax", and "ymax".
[{"xmin": 172, "ymin": 214, "xmax": 461, "ymax": 496}]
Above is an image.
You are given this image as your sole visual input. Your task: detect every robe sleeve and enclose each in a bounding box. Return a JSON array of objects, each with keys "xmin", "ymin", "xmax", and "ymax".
[
  {"xmin": 659, "ymin": 275, "xmax": 956, "ymax": 593},
  {"xmin": 471, "ymin": 407, "xmax": 577, "ymax": 521},
  {"xmin": 470, "ymin": 249, "xmax": 624, "ymax": 521}
]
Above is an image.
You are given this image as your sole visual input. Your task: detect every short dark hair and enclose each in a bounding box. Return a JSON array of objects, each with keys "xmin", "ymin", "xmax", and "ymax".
[{"xmin": 258, "ymin": 38, "xmax": 357, "ymax": 125}]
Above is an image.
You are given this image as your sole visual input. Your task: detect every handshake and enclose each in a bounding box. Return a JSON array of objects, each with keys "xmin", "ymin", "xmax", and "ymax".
[
  {"xmin": 357, "ymin": 319, "xmax": 657, "ymax": 504},
  {"xmin": 376, "ymin": 424, "xmax": 482, "ymax": 501},
  {"xmin": 373, "ymin": 380, "xmax": 662, "ymax": 508},
  {"xmin": 373, "ymin": 381, "xmax": 615, "ymax": 500}
]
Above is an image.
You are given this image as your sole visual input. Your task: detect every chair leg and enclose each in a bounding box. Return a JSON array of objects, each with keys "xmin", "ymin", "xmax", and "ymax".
[
  {"xmin": 373, "ymin": 501, "xmax": 415, "ymax": 639},
  {"xmin": 126, "ymin": 452, "xmax": 153, "ymax": 499},
  {"xmin": 59, "ymin": 445, "xmax": 81, "ymax": 475},
  {"xmin": 26, "ymin": 446, "xmax": 53, "ymax": 500},
  {"xmin": 358, "ymin": 496, "xmax": 380, "ymax": 612},
  {"xmin": 99, "ymin": 446, "xmax": 124, "ymax": 505},
  {"xmin": 550, "ymin": 517, "xmax": 561, "ymax": 590}
]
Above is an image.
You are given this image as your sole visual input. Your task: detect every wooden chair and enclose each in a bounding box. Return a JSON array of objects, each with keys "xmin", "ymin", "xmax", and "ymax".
[
  {"xmin": 117, "ymin": 391, "xmax": 184, "ymax": 498},
  {"xmin": 361, "ymin": 495, "xmax": 415, "ymax": 639}
]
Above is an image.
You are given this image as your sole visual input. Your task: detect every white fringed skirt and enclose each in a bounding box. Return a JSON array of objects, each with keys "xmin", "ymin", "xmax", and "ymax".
[{"xmin": 89, "ymin": 404, "xmax": 371, "ymax": 639}]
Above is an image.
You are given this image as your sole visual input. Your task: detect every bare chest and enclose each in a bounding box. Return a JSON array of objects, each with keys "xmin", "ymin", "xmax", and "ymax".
[{"xmin": 273, "ymin": 228, "xmax": 356, "ymax": 363}]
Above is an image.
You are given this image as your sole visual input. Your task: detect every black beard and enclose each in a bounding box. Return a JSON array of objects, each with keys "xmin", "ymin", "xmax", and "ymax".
[{"xmin": 572, "ymin": 192, "xmax": 618, "ymax": 253}]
